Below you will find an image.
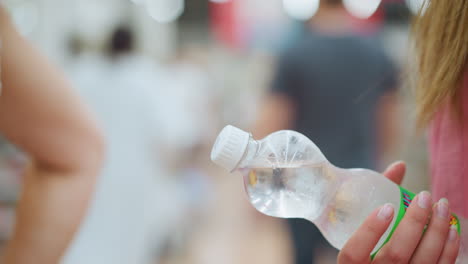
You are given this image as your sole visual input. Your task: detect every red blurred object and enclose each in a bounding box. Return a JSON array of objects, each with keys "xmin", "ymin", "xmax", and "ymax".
[
  {"xmin": 209, "ymin": 1, "xmax": 242, "ymax": 49},
  {"xmin": 349, "ymin": 6, "xmax": 385, "ymax": 35}
]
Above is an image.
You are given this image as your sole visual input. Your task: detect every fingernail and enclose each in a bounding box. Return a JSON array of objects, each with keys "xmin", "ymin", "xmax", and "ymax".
[
  {"xmin": 378, "ymin": 203, "xmax": 394, "ymax": 220},
  {"xmin": 417, "ymin": 191, "xmax": 431, "ymax": 209},
  {"xmin": 390, "ymin": 160, "xmax": 404, "ymax": 167},
  {"xmin": 449, "ymin": 226, "xmax": 458, "ymax": 241},
  {"xmin": 436, "ymin": 198, "xmax": 449, "ymax": 219},
  {"xmin": 387, "ymin": 161, "xmax": 403, "ymax": 170}
]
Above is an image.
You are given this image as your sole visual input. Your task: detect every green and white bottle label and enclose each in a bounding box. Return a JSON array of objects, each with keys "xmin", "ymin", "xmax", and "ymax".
[{"xmin": 371, "ymin": 186, "xmax": 461, "ymax": 258}]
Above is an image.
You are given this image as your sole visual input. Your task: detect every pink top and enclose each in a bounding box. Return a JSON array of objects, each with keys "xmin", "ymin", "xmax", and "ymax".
[{"xmin": 429, "ymin": 72, "xmax": 468, "ymax": 218}]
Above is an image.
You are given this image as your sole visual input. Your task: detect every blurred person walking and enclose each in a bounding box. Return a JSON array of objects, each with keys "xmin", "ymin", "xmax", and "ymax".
[
  {"xmin": 255, "ymin": 0, "xmax": 399, "ymax": 263},
  {"xmin": 63, "ymin": 26, "xmax": 182, "ymax": 264},
  {"xmin": 0, "ymin": 6, "xmax": 104, "ymax": 263}
]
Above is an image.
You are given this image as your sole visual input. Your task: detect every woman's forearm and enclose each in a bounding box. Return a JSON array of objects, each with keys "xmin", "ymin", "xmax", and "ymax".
[
  {"xmin": 2, "ymin": 162, "xmax": 101, "ymax": 263},
  {"xmin": 0, "ymin": 6, "xmax": 104, "ymax": 263}
]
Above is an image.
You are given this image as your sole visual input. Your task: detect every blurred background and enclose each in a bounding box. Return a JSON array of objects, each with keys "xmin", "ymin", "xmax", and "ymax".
[{"xmin": 0, "ymin": 0, "xmax": 429, "ymax": 263}]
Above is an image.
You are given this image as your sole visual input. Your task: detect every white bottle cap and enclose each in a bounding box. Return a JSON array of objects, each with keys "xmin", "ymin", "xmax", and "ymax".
[{"xmin": 211, "ymin": 125, "xmax": 250, "ymax": 171}]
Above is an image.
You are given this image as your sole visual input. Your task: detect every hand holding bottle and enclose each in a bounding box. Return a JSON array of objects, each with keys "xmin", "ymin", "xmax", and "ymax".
[
  {"xmin": 211, "ymin": 126, "xmax": 463, "ymax": 260},
  {"xmin": 338, "ymin": 162, "xmax": 460, "ymax": 264}
]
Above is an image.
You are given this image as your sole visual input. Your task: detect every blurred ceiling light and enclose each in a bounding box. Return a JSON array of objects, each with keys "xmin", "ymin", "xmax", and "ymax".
[
  {"xmin": 405, "ymin": 0, "xmax": 427, "ymax": 15},
  {"xmin": 343, "ymin": 0, "xmax": 381, "ymax": 19},
  {"xmin": 282, "ymin": 0, "xmax": 320, "ymax": 21},
  {"xmin": 146, "ymin": 0, "xmax": 185, "ymax": 23}
]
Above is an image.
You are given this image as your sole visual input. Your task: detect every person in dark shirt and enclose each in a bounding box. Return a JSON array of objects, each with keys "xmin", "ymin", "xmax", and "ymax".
[{"xmin": 254, "ymin": 0, "xmax": 399, "ymax": 263}]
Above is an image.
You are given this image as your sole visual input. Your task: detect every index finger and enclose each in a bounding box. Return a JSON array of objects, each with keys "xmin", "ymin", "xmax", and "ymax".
[
  {"xmin": 338, "ymin": 204, "xmax": 395, "ymax": 264},
  {"xmin": 375, "ymin": 191, "xmax": 432, "ymax": 264}
]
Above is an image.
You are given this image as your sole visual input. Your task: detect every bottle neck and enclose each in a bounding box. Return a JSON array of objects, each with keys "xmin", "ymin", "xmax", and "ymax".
[{"xmin": 236, "ymin": 137, "xmax": 259, "ymax": 169}]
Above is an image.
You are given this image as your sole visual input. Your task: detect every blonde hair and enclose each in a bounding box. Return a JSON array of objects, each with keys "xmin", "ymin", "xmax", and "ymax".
[{"xmin": 413, "ymin": 0, "xmax": 468, "ymax": 127}]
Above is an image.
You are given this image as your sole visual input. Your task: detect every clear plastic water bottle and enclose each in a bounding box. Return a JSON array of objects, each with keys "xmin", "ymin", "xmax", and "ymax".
[{"xmin": 210, "ymin": 125, "xmax": 463, "ymax": 257}]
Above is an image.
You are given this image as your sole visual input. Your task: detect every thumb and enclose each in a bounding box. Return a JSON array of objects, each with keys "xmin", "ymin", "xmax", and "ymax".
[{"xmin": 382, "ymin": 161, "xmax": 406, "ymax": 185}]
